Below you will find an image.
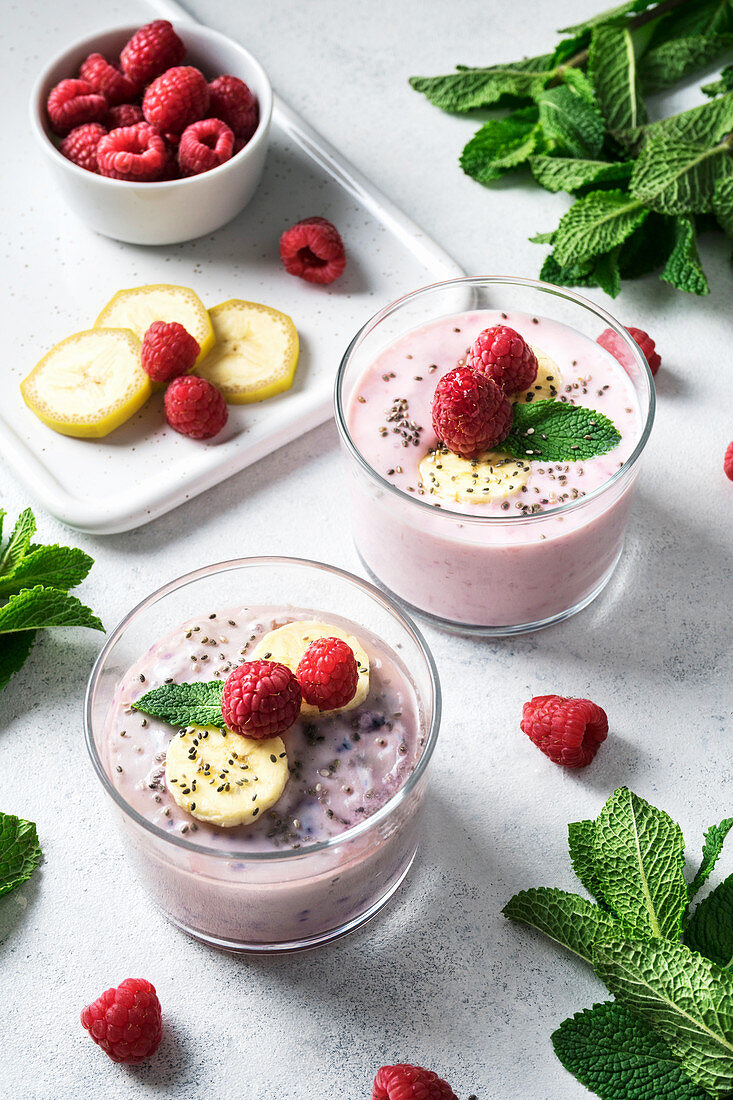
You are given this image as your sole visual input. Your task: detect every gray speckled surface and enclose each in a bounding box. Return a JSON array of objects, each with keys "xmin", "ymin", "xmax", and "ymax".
[{"xmin": 2, "ymin": 1, "xmax": 733, "ymax": 1098}]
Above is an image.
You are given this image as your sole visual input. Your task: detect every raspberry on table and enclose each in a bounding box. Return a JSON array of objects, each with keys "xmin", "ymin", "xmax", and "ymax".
[
  {"xmin": 141, "ymin": 321, "xmax": 200, "ymax": 384},
  {"xmin": 373, "ymin": 1064, "xmax": 458, "ymax": 1100},
  {"xmin": 208, "ymin": 74, "xmax": 259, "ymax": 140},
  {"xmin": 96, "ymin": 122, "xmax": 168, "ymax": 181},
  {"xmin": 521, "ymin": 694, "xmax": 608, "ymax": 768},
  {"xmin": 120, "ymin": 20, "xmax": 186, "ymax": 87},
  {"xmin": 106, "ymin": 103, "xmax": 144, "ymax": 129},
  {"xmin": 724, "ymin": 441, "xmax": 733, "ymax": 481},
  {"xmin": 59, "ymin": 122, "xmax": 107, "ymax": 173},
  {"xmin": 467, "ymin": 324, "xmax": 538, "ymax": 395},
  {"xmin": 431, "ymin": 366, "xmax": 513, "ymax": 458},
  {"xmin": 143, "ymin": 66, "xmax": 209, "ymax": 136},
  {"xmin": 46, "ymin": 79, "xmax": 107, "ymax": 136},
  {"xmin": 597, "ymin": 325, "xmax": 661, "ymax": 377},
  {"xmin": 80, "ymin": 978, "xmax": 162, "ymax": 1064},
  {"xmin": 279, "ymin": 216, "xmax": 347, "ymax": 284},
  {"xmin": 221, "ymin": 660, "xmax": 302, "ymax": 739},
  {"xmin": 178, "ymin": 118, "xmax": 234, "ymax": 175},
  {"xmin": 296, "ymin": 637, "xmax": 359, "ymax": 712},
  {"xmin": 80, "ymin": 53, "xmax": 139, "ymax": 106},
  {"xmin": 164, "ymin": 375, "xmax": 228, "ymax": 440}
]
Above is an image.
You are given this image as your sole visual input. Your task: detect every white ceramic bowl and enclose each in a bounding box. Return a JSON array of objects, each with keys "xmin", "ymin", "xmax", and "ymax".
[{"xmin": 30, "ymin": 22, "xmax": 273, "ymax": 245}]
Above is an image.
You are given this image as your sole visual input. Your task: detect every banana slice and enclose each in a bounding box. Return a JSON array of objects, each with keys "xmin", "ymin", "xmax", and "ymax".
[
  {"xmin": 419, "ymin": 447, "xmax": 530, "ymax": 505},
  {"xmin": 20, "ymin": 328, "xmax": 151, "ymax": 439},
  {"xmin": 165, "ymin": 725, "xmax": 288, "ymax": 828},
  {"xmin": 195, "ymin": 299, "xmax": 299, "ymax": 404},
  {"xmin": 252, "ymin": 620, "xmax": 369, "ymax": 716},
  {"xmin": 94, "ymin": 284, "xmax": 215, "ymax": 377},
  {"xmin": 514, "ymin": 347, "xmax": 562, "ymax": 404}
]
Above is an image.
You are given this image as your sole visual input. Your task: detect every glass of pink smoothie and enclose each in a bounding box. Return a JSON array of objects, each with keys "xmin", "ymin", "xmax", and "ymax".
[
  {"xmin": 85, "ymin": 557, "xmax": 440, "ymax": 953},
  {"xmin": 335, "ymin": 277, "xmax": 655, "ymax": 634}
]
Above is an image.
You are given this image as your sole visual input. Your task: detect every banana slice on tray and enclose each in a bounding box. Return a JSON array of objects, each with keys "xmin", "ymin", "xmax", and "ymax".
[
  {"xmin": 94, "ymin": 284, "xmax": 215, "ymax": 373},
  {"xmin": 419, "ymin": 448, "xmax": 530, "ymax": 505},
  {"xmin": 196, "ymin": 299, "xmax": 299, "ymax": 404},
  {"xmin": 20, "ymin": 328, "xmax": 151, "ymax": 438},
  {"xmin": 165, "ymin": 725, "xmax": 288, "ymax": 827},
  {"xmin": 252, "ymin": 620, "xmax": 370, "ymax": 716},
  {"xmin": 514, "ymin": 347, "xmax": 562, "ymax": 404}
]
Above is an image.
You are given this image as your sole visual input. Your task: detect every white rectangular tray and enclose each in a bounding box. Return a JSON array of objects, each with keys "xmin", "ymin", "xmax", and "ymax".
[{"xmin": 0, "ymin": 0, "xmax": 461, "ymax": 534}]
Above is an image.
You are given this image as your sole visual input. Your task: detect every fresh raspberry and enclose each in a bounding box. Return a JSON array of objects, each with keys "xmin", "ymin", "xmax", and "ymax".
[
  {"xmin": 178, "ymin": 118, "xmax": 234, "ymax": 175},
  {"xmin": 120, "ymin": 20, "xmax": 186, "ymax": 87},
  {"xmin": 143, "ymin": 66, "xmax": 209, "ymax": 137},
  {"xmin": 724, "ymin": 441, "xmax": 733, "ymax": 481},
  {"xmin": 106, "ymin": 103, "xmax": 144, "ymax": 129},
  {"xmin": 96, "ymin": 122, "xmax": 168, "ymax": 181},
  {"xmin": 208, "ymin": 75, "xmax": 259, "ymax": 140},
  {"xmin": 81, "ymin": 978, "xmax": 162, "ymax": 1064},
  {"xmin": 221, "ymin": 661, "xmax": 302, "ymax": 739},
  {"xmin": 597, "ymin": 326, "xmax": 661, "ymax": 376},
  {"xmin": 164, "ymin": 375, "xmax": 228, "ymax": 440},
  {"xmin": 373, "ymin": 1064, "xmax": 458, "ymax": 1100},
  {"xmin": 59, "ymin": 122, "xmax": 107, "ymax": 173},
  {"xmin": 467, "ymin": 324, "xmax": 538, "ymax": 395},
  {"xmin": 141, "ymin": 321, "xmax": 200, "ymax": 383},
  {"xmin": 296, "ymin": 638, "xmax": 358, "ymax": 712},
  {"xmin": 279, "ymin": 216, "xmax": 347, "ymax": 285},
  {"xmin": 46, "ymin": 79, "xmax": 107, "ymax": 136},
  {"xmin": 432, "ymin": 366, "xmax": 513, "ymax": 458},
  {"xmin": 521, "ymin": 695, "xmax": 608, "ymax": 768},
  {"xmin": 80, "ymin": 53, "xmax": 139, "ymax": 106}
]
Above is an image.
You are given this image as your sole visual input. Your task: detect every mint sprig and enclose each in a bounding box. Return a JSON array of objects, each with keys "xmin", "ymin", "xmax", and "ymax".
[
  {"xmin": 501, "ymin": 400, "xmax": 622, "ymax": 463},
  {"xmin": 0, "ymin": 811, "xmax": 42, "ymax": 898},
  {"xmin": 685, "ymin": 874, "xmax": 733, "ymax": 968},
  {"xmin": 133, "ymin": 681, "xmax": 225, "ymax": 728}
]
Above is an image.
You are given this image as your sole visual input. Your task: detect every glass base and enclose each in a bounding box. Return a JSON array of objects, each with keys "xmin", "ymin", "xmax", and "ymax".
[
  {"xmin": 158, "ymin": 849, "xmax": 417, "ymax": 955},
  {"xmin": 356, "ymin": 547, "xmax": 624, "ymax": 637}
]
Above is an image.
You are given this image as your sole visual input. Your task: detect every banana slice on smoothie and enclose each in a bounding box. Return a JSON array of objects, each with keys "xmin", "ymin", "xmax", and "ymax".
[
  {"xmin": 252, "ymin": 620, "xmax": 369, "ymax": 716},
  {"xmin": 20, "ymin": 328, "xmax": 151, "ymax": 438},
  {"xmin": 165, "ymin": 725, "xmax": 288, "ymax": 827},
  {"xmin": 195, "ymin": 299, "xmax": 299, "ymax": 404},
  {"xmin": 94, "ymin": 284, "xmax": 215, "ymax": 372},
  {"xmin": 419, "ymin": 448, "xmax": 530, "ymax": 505},
  {"xmin": 514, "ymin": 347, "xmax": 562, "ymax": 404}
]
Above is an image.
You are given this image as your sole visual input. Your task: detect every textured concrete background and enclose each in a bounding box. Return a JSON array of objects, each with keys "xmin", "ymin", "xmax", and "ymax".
[{"xmin": 2, "ymin": 1, "xmax": 732, "ymax": 1097}]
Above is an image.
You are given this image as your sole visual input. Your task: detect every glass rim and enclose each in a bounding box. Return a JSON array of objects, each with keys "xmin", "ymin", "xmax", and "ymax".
[
  {"xmin": 83, "ymin": 555, "xmax": 442, "ymax": 863},
  {"xmin": 334, "ymin": 275, "xmax": 656, "ymax": 524}
]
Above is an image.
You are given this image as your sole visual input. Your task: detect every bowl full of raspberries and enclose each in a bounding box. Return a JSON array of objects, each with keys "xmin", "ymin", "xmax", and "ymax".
[{"xmin": 31, "ymin": 20, "xmax": 273, "ymax": 244}]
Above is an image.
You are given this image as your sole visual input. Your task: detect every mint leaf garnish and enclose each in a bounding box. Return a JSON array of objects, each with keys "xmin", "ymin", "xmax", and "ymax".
[
  {"xmin": 503, "ymin": 887, "xmax": 627, "ymax": 965},
  {"xmin": 685, "ymin": 875, "xmax": 733, "ymax": 968},
  {"xmin": 713, "ymin": 175, "xmax": 733, "ymax": 234},
  {"xmin": 703, "ymin": 64, "xmax": 733, "ymax": 97},
  {"xmin": 0, "ymin": 545, "xmax": 94, "ymax": 598},
  {"xmin": 460, "ymin": 107, "xmax": 542, "ymax": 183},
  {"xmin": 0, "ymin": 632, "xmax": 38, "ymax": 692},
  {"xmin": 589, "ymin": 24, "xmax": 647, "ymax": 135},
  {"xmin": 593, "ymin": 939, "xmax": 733, "ymax": 1098},
  {"xmin": 631, "ymin": 91, "xmax": 733, "ymax": 146},
  {"xmin": 661, "ymin": 214, "xmax": 710, "ymax": 294},
  {"xmin": 642, "ymin": 34, "xmax": 733, "ymax": 93},
  {"xmin": 559, "ymin": 0, "xmax": 658, "ymax": 37},
  {"xmin": 530, "ymin": 154, "xmax": 633, "ymax": 193},
  {"xmin": 501, "ymin": 400, "xmax": 621, "ymax": 463},
  {"xmin": 553, "ymin": 189, "xmax": 649, "ymax": 266},
  {"xmin": 618, "ymin": 211, "xmax": 677, "ymax": 277},
  {"xmin": 133, "ymin": 681, "xmax": 226, "ymax": 728},
  {"xmin": 536, "ymin": 73, "xmax": 605, "ymax": 158},
  {"xmin": 409, "ymin": 54, "xmax": 556, "ymax": 112},
  {"xmin": 630, "ymin": 134, "xmax": 733, "ymax": 214},
  {"xmin": 0, "ymin": 586, "xmax": 103, "ymax": 635},
  {"xmin": 593, "ymin": 245, "xmax": 622, "ymax": 297},
  {"xmin": 568, "ymin": 820, "xmax": 611, "ymax": 909},
  {"xmin": 552, "ymin": 1001, "xmax": 710, "ymax": 1100},
  {"xmin": 0, "ymin": 508, "xmax": 36, "ymax": 575},
  {"xmin": 0, "ymin": 811, "xmax": 42, "ymax": 898},
  {"xmin": 539, "ymin": 252, "xmax": 595, "ymax": 287},
  {"xmin": 688, "ymin": 819, "xmax": 733, "ymax": 904}
]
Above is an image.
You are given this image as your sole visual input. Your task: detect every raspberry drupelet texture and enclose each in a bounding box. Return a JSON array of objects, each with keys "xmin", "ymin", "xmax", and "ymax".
[
  {"xmin": 431, "ymin": 366, "xmax": 513, "ymax": 458},
  {"xmin": 597, "ymin": 326, "xmax": 661, "ymax": 377},
  {"xmin": 521, "ymin": 694, "xmax": 608, "ymax": 768},
  {"xmin": 467, "ymin": 324, "xmax": 538, "ymax": 395},
  {"xmin": 208, "ymin": 75, "xmax": 259, "ymax": 139},
  {"xmin": 164, "ymin": 375, "xmax": 228, "ymax": 440},
  {"xmin": 296, "ymin": 637, "xmax": 359, "ymax": 712},
  {"xmin": 80, "ymin": 53, "xmax": 139, "ymax": 106},
  {"xmin": 141, "ymin": 321, "xmax": 200, "ymax": 384},
  {"xmin": 96, "ymin": 122, "xmax": 168, "ymax": 181},
  {"xmin": 80, "ymin": 978, "xmax": 162, "ymax": 1064},
  {"xmin": 724, "ymin": 441, "xmax": 733, "ymax": 481},
  {"xmin": 372, "ymin": 1064, "xmax": 459, "ymax": 1100},
  {"xmin": 178, "ymin": 118, "xmax": 234, "ymax": 175},
  {"xmin": 59, "ymin": 122, "xmax": 107, "ymax": 173},
  {"xmin": 46, "ymin": 79, "xmax": 107, "ymax": 136},
  {"xmin": 106, "ymin": 103, "xmax": 144, "ymax": 129},
  {"xmin": 143, "ymin": 66, "xmax": 209, "ymax": 136},
  {"xmin": 120, "ymin": 20, "xmax": 186, "ymax": 87},
  {"xmin": 279, "ymin": 216, "xmax": 347, "ymax": 284},
  {"xmin": 221, "ymin": 660, "xmax": 302, "ymax": 739}
]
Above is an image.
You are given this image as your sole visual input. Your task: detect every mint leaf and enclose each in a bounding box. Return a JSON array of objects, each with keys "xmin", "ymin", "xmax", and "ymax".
[
  {"xmin": 0, "ymin": 811, "xmax": 42, "ymax": 898},
  {"xmin": 133, "ymin": 681, "xmax": 226, "ymax": 728},
  {"xmin": 0, "ymin": 586, "xmax": 104, "ymax": 634},
  {"xmin": 0, "ymin": 545, "xmax": 94, "ymax": 598},
  {"xmin": 0, "ymin": 510, "xmax": 5, "ymax": 544},
  {"xmin": 649, "ymin": 0, "xmax": 733, "ymax": 42},
  {"xmin": 503, "ymin": 887, "xmax": 627, "ymax": 964},
  {"xmin": 539, "ymin": 252, "xmax": 595, "ymax": 286},
  {"xmin": 0, "ymin": 508, "xmax": 36, "ymax": 575},
  {"xmin": 559, "ymin": 0, "xmax": 659, "ymax": 36},
  {"xmin": 618, "ymin": 211, "xmax": 677, "ymax": 276},
  {"xmin": 569, "ymin": 820, "xmax": 611, "ymax": 909},
  {"xmin": 688, "ymin": 819, "xmax": 733, "ymax": 904},
  {"xmin": 552, "ymin": 1000, "xmax": 710, "ymax": 1100},
  {"xmin": 703, "ymin": 63, "xmax": 733, "ymax": 96},
  {"xmin": 553, "ymin": 189, "xmax": 649, "ymax": 266},
  {"xmin": 460, "ymin": 107, "xmax": 542, "ymax": 183},
  {"xmin": 642, "ymin": 34, "xmax": 733, "ymax": 92},
  {"xmin": 530, "ymin": 155, "xmax": 633, "ymax": 193},
  {"xmin": 661, "ymin": 214, "xmax": 710, "ymax": 294},
  {"xmin": 686, "ymin": 875, "xmax": 733, "ymax": 968},
  {"xmin": 0, "ymin": 631, "xmax": 38, "ymax": 692},
  {"xmin": 713, "ymin": 175, "xmax": 733, "ymax": 233},
  {"xmin": 593, "ymin": 246, "xmax": 622, "ymax": 296},
  {"xmin": 409, "ymin": 55, "xmax": 556, "ymax": 112},
  {"xmin": 594, "ymin": 939, "xmax": 733, "ymax": 1098},
  {"xmin": 589, "ymin": 24, "xmax": 648, "ymax": 136},
  {"xmin": 630, "ymin": 134, "xmax": 733, "ymax": 214},
  {"xmin": 502, "ymin": 399, "xmax": 621, "ymax": 462},
  {"xmin": 536, "ymin": 78, "xmax": 605, "ymax": 158},
  {"xmin": 594, "ymin": 788, "xmax": 688, "ymax": 941}
]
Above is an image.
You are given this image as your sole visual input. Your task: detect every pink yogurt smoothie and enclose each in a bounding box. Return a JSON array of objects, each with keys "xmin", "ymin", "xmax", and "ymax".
[{"xmin": 345, "ymin": 309, "xmax": 644, "ymax": 630}]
